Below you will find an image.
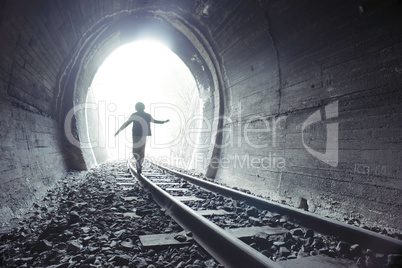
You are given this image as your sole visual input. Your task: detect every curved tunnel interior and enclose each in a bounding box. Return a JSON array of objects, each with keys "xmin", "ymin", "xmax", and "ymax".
[
  {"xmin": 0, "ymin": 0, "xmax": 401, "ymax": 235},
  {"xmin": 63, "ymin": 12, "xmax": 223, "ymax": 174}
]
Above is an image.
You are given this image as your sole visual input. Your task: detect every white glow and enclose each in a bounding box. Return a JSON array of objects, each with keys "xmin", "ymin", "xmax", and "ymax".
[
  {"xmin": 92, "ymin": 39, "xmax": 182, "ymax": 109},
  {"xmin": 89, "ymin": 39, "xmax": 199, "ymax": 162}
]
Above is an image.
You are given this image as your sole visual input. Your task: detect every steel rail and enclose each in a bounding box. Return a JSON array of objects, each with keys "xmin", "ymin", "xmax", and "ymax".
[
  {"xmin": 150, "ymin": 161, "xmax": 402, "ymax": 255},
  {"xmin": 128, "ymin": 162, "xmax": 282, "ymax": 268}
]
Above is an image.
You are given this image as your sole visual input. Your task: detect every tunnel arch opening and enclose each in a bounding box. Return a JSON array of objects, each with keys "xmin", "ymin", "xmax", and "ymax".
[
  {"xmin": 88, "ymin": 39, "xmax": 202, "ymax": 168},
  {"xmin": 57, "ymin": 11, "xmax": 226, "ymax": 176}
]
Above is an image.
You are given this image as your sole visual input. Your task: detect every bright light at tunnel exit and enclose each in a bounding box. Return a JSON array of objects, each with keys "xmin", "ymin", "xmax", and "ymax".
[{"xmin": 89, "ymin": 39, "xmax": 200, "ymax": 164}]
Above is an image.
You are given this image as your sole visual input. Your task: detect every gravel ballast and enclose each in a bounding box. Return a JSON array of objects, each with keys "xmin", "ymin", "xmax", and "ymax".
[{"xmin": 0, "ymin": 161, "xmax": 221, "ymax": 268}]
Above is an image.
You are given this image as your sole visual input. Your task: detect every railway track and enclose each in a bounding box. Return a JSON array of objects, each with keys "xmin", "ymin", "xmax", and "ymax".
[{"xmin": 122, "ymin": 160, "xmax": 402, "ymax": 268}]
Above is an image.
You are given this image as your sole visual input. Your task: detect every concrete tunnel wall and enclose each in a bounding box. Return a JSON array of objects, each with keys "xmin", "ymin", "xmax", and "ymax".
[{"xmin": 0, "ymin": 0, "xmax": 401, "ymax": 232}]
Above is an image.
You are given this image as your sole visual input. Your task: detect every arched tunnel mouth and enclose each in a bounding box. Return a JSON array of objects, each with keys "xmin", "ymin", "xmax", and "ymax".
[
  {"xmin": 86, "ymin": 39, "xmax": 203, "ymax": 168},
  {"xmin": 59, "ymin": 11, "xmax": 225, "ymax": 175}
]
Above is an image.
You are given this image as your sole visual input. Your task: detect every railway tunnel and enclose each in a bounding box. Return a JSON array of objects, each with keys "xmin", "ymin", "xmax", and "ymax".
[{"xmin": 0, "ymin": 0, "xmax": 401, "ymax": 238}]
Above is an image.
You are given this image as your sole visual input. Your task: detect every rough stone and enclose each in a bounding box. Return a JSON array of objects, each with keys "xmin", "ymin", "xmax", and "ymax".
[
  {"xmin": 34, "ymin": 239, "xmax": 53, "ymax": 253},
  {"xmin": 291, "ymin": 228, "xmax": 304, "ymax": 236},
  {"xmin": 350, "ymin": 244, "xmax": 363, "ymax": 257},
  {"xmin": 110, "ymin": 254, "xmax": 131, "ymax": 266},
  {"xmin": 279, "ymin": 246, "xmax": 291, "ymax": 257},
  {"xmin": 121, "ymin": 238, "xmax": 135, "ymax": 249},
  {"xmin": 336, "ymin": 241, "xmax": 350, "ymax": 255},
  {"xmin": 67, "ymin": 240, "xmax": 82, "ymax": 252},
  {"xmin": 305, "ymin": 229, "xmax": 315, "ymax": 238},
  {"xmin": 68, "ymin": 211, "xmax": 80, "ymax": 225},
  {"xmin": 246, "ymin": 207, "xmax": 259, "ymax": 217},
  {"xmin": 174, "ymin": 234, "xmax": 188, "ymax": 242}
]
